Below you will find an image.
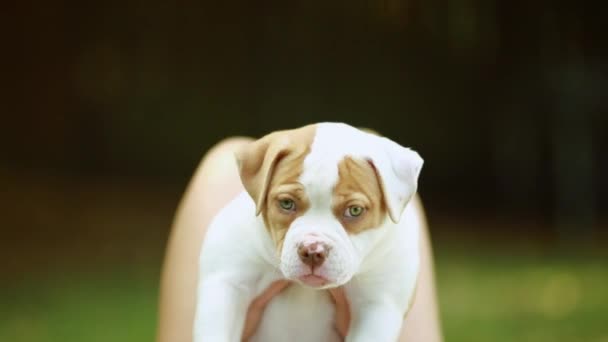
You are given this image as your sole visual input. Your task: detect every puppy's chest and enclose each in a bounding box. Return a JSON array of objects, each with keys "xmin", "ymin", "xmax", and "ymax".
[{"xmin": 249, "ymin": 285, "xmax": 340, "ymax": 342}]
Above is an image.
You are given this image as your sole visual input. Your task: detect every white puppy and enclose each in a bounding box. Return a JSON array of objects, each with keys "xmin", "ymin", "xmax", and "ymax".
[{"xmin": 193, "ymin": 122, "xmax": 424, "ymax": 342}]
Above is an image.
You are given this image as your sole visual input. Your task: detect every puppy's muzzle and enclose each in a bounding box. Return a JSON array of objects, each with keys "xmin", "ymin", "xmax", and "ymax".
[{"xmin": 297, "ymin": 241, "xmax": 330, "ymax": 268}]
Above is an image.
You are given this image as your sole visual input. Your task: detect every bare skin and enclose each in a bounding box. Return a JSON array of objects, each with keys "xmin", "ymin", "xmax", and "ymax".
[{"xmin": 156, "ymin": 137, "xmax": 443, "ymax": 342}]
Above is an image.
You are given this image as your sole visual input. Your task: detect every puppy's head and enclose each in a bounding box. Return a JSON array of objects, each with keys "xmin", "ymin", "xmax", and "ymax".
[{"xmin": 236, "ymin": 123, "xmax": 423, "ymax": 289}]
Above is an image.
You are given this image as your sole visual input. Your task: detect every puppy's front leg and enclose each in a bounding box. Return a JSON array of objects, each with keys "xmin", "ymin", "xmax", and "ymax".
[
  {"xmin": 346, "ymin": 302, "xmax": 403, "ymax": 342},
  {"xmin": 193, "ymin": 276, "xmax": 252, "ymax": 342},
  {"xmin": 345, "ymin": 266, "xmax": 416, "ymax": 342}
]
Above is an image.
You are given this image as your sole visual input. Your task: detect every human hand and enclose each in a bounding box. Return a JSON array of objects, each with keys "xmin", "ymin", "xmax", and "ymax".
[
  {"xmin": 241, "ymin": 280, "xmax": 291, "ymax": 341},
  {"xmin": 241, "ymin": 281, "xmax": 351, "ymax": 341},
  {"xmin": 328, "ymin": 286, "xmax": 351, "ymax": 338}
]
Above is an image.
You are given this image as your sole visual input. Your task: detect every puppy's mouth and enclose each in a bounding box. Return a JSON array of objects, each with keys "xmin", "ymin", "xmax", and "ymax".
[{"xmin": 297, "ymin": 273, "xmax": 329, "ymax": 287}]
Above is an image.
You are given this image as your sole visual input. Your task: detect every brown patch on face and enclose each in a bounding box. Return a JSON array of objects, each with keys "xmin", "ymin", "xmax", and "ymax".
[
  {"xmin": 333, "ymin": 156, "xmax": 387, "ymax": 234},
  {"xmin": 237, "ymin": 124, "xmax": 316, "ymax": 254}
]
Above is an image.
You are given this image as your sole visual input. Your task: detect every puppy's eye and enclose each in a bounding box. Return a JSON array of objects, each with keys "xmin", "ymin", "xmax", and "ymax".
[
  {"xmin": 278, "ymin": 198, "xmax": 296, "ymax": 211},
  {"xmin": 345, "ymin": 205, "xmax": 364, "ymax": 218}
]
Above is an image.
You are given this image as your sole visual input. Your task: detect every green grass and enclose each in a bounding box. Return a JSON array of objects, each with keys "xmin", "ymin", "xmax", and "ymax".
[
  {"xmin": 436, "ymin": 250, "xmax": 608, "ymax": 342},
  {"xmin": 0, "ymin": 268, "xmax": 158, "ymax": 342},
  {"xmin": 1, "ymin": 249, "xmax": 606, "ymax": 342}
]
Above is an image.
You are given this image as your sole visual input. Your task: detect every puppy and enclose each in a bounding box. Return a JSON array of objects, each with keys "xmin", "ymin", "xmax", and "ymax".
[{"xmin": 193, "ymin": 122, "xmax": 424, "ymax": 342}]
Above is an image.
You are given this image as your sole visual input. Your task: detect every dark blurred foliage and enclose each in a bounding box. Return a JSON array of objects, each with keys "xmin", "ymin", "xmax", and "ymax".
[
  {"xmin": 2, "ymin": 4, "xmax": 607, "ymax": 340},
  {"xmin": 1, "ymin": 0, "xmax": 607, "ymax": 237}
]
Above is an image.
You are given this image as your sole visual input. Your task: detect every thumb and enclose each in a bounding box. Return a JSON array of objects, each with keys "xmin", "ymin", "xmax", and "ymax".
[
  {"xmin": 242, "ymin": 280, "xmax": 291, "ymax": 341},
  {"xmin": 252, "ymin": 280, "xmax": 291, "ymax": 307},
  {"xmin": 328, "ymin": 287, "xmax": 350, "ymax": 338}
]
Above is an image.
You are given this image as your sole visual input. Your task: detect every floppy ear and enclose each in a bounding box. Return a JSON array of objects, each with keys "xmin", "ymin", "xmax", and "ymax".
[
  {"xmin": 368, "ymin": 137, "xmax": 424, "ymax": 223},
  {"xmin": 235, "ymin": 132, "xmax": 290, "ymax": 215}
]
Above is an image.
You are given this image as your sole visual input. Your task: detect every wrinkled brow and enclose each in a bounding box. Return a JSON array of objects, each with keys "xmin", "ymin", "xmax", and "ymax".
[{"xmin": 269, "ymin": 183, "xmax": 306, "ymax": 197}]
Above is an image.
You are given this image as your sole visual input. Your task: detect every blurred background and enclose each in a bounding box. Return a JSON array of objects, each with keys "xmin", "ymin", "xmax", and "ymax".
[{"xmin": 1, "ymin": 1, "xmax": 607, "ymax": 341}]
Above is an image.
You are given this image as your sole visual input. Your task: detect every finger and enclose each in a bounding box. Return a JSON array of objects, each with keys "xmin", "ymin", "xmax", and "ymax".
[
  {"xmin": 328, "ymin": 287, "xmax": 350, "ymax": 338},
  {"xmin": 242, "ymin": 280, "xmax": 291, "ymax": 341},
  {"xmin": 242, "ymin": 304, "xmax": 264, "ymax": 340},
  {"xmin": 328, "ymin": 286, "xmax": 347, "ymax": 305},
  {"xmin": 251, "ymin": 280, "xmax": 291, "ymax": 308}
]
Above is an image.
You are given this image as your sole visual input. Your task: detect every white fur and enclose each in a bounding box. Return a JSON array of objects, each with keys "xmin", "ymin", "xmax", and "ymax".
[{"xmin": 193, "ymin": 123, "xmax": 423, "ymax": 342}]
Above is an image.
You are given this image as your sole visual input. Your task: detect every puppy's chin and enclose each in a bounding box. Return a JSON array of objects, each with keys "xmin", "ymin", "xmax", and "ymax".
[
  {"xmin": 295, "ymin": 275, "xmax": 340, "ymax": 290},
  {"xmin": 282, "ymin": 268, "xmax": 353, "ymax": 290}
]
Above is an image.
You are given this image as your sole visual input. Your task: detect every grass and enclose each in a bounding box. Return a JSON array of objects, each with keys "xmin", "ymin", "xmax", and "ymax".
[
  {"xmin": 436, "ymin": 249, "xmax": 608, "ymax": 342},
  {"xmin": 0, "ymin": 268, "xmax": 158, "ymax": 342},
  {"xmin": 1, "ymin": 246, "xmax": 606, "ymax": 342}
]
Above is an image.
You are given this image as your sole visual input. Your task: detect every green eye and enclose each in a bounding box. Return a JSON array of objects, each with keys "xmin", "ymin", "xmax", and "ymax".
[
  {"xmin": 346, "ymin": 205, "xmax": 364, "ymax": 217},
  {"xmin": 278, "ymin": 199, "xmax": 296, "ymax": 211}
]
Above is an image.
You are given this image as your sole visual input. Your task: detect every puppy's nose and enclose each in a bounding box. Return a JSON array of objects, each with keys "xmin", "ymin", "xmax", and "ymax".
[{"xmin": 298, "ymin": 242, "xmax": 329, "ymax": 268}]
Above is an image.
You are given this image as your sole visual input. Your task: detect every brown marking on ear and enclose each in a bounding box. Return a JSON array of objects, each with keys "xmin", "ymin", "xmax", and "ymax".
[
  {"xmin": 235, "ymin": 131, "xmax": 290, "ymax": 215},
  {"xmin": 358, "ymin": 127, "xmax": 382, "ymax": 136},
  {"xmin": 333, "ymin": 156, "xmax": 387, "ymax": 234},
  {"xmin": 236, "ymin": 124, "xmax": 317, "ymax": 253}
]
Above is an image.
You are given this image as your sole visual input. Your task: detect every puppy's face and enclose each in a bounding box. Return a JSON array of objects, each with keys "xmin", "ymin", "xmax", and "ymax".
[{"xmin": 236, "ymin": 123, "xmax": 423, "ymax": 289}]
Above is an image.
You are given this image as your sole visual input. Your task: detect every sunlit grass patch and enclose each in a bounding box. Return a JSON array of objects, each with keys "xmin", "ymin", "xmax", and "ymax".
[{"xmin": 436, "ymin": 249, "xmax": 608, "ymax": 342}]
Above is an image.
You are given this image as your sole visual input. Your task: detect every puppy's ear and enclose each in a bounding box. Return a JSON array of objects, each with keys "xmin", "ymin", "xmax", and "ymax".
[
  {"xmin": 235, "ymin": 132, "xmax": 290, "ymax": 215},
  {"xmin": 358, "ymin": 127, "xmax": 381, "ymax": 136},
  {"xmin": 368, "ymin": 137, "xmax": 423, "ymax": 223}
]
